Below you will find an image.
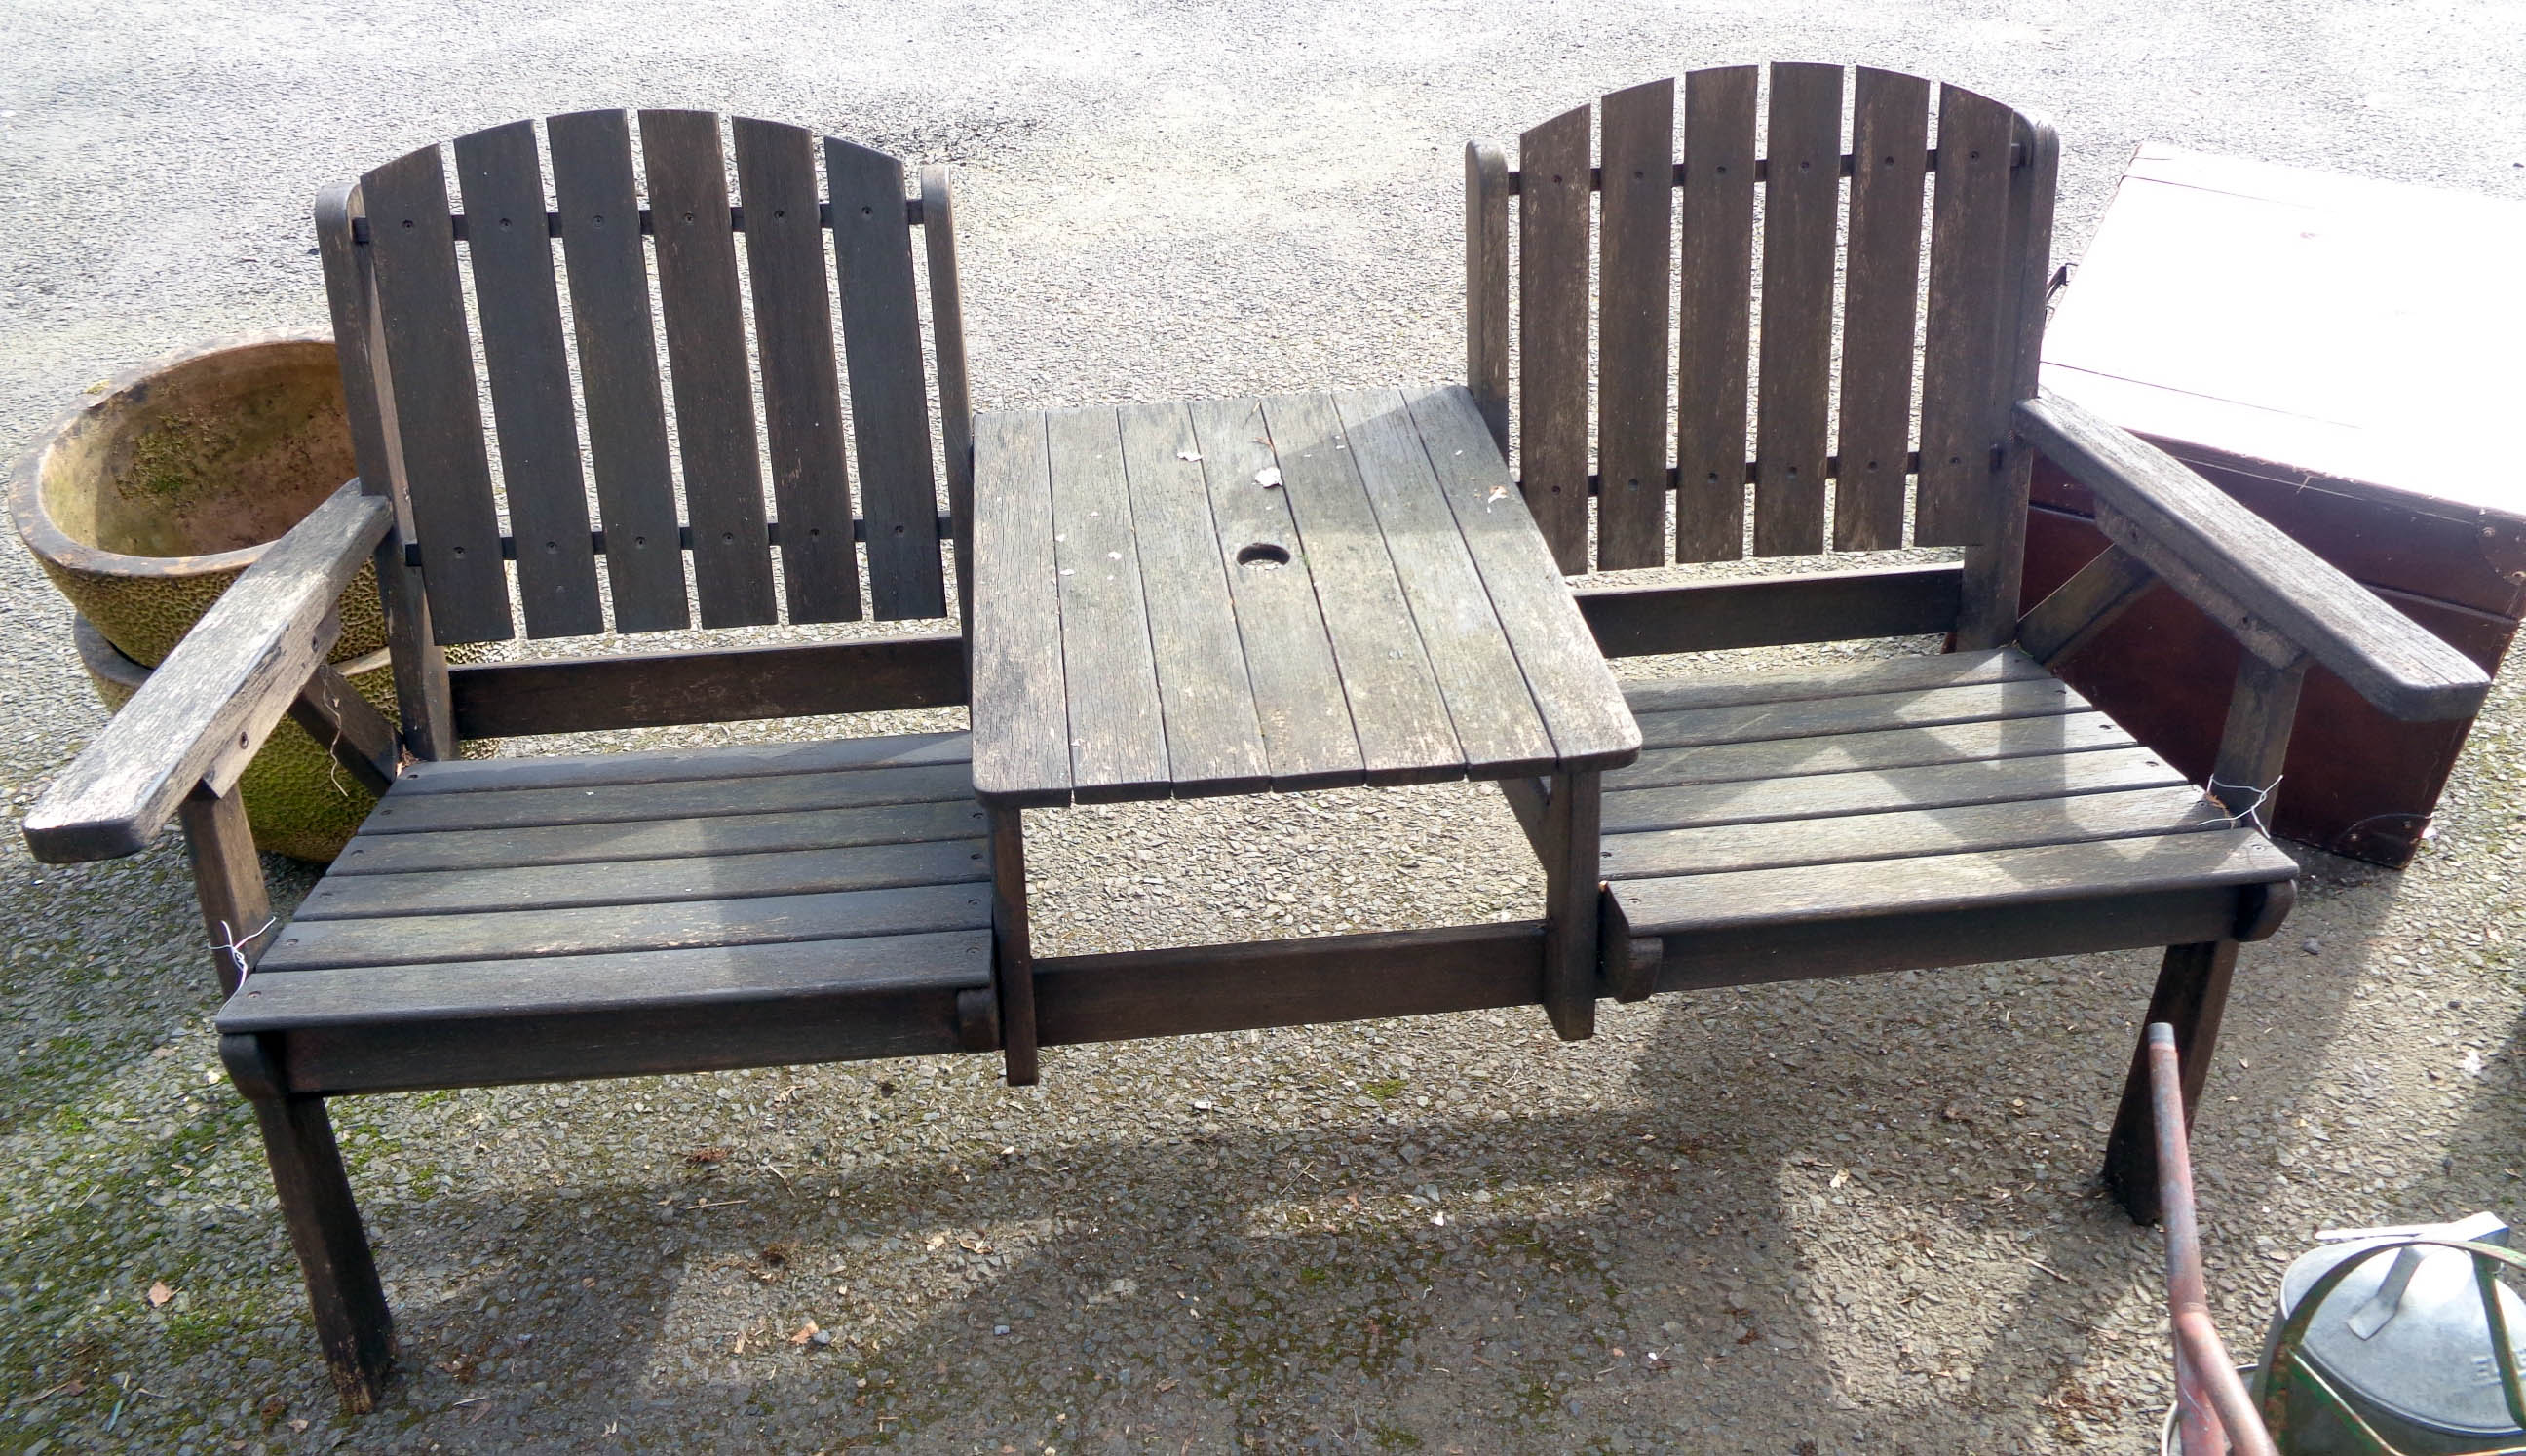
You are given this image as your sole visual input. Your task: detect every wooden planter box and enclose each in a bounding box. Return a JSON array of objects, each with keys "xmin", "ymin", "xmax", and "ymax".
[{"xmin": 2024, "ymin": 146, "xmax": 2526, "ymax": 867}]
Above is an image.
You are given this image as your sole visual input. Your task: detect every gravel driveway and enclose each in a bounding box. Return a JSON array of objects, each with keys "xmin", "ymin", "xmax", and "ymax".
[{"xmin": 3, "ymin": 2, "xmax": 2522, "ymax": 1451}]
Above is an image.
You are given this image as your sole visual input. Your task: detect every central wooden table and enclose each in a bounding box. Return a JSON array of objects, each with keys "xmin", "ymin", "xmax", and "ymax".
[{"xmin": 969, "ymin": 383, "xmax": 1640, "ymax": 1080}]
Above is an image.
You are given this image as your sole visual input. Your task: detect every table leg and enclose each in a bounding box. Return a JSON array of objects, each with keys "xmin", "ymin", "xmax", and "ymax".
[
  {"xmin": 1541, "ymin": 768, "xmax": 1602, "ymax": 1041},
  {"xmin": 986, "ymin": 804, "xmax": 1040, "ymax": 1086}
]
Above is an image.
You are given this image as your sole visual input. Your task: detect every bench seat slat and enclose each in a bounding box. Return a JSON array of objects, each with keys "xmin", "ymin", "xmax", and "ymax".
[
  {"xmin": 1604, "ymin": 744, "xmax": 2187, "ymax": 834},
  {"xmin": 296, "ymin": 838, "xmax": 988, "ymax": 920},
  {"xmin": 1606, "ymin": 784, "xmax": 2224, "ymax": 880}
]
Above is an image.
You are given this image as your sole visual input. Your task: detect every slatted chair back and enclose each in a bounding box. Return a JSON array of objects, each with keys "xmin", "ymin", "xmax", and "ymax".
[
  {"xmin": 317, "ymin": 110, "xmax": 973, "ymax": 747},
  {"xmin": 1470, "ymin": 65, "xmax": 2057, "ymax": 645}
]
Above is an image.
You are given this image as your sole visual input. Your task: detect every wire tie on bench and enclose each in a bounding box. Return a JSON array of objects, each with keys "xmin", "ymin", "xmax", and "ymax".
[
  {"xmin": 218, "ymin": 916, "xmax": 276, "ymax": 989},
  {"xmin": 2204, "ymin": 774, "xmax": 2283, "ymax": 834}
]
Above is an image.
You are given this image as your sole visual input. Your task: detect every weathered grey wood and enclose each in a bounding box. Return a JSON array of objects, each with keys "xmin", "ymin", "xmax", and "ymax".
[
  {"xmin": 1614, "ymin": 709, "xmax": 2138, "ymax": 792},
  {"xmin": 988, "ymin": 804, "xmax": 1038, "ymax": 1085},
  {"xmin": 546, "ymin": 108, "xmax": 688, "ymax": 632},
  {"xmin": 1464, "ymin": 141, "xmax": 1512, "ymax": 460},
  {"xmin": 1263, "ymin": 395, "xmax": 1464, "ymax": 781},
  {"xmin": 733, "ymin": 116, "xmax": 861, "ymax": 624},
  {"xmin": 360, "ymin": 760, "xmax": 973, "ymax": 835},
  {"xmin": 1188, "ymin": 396, "xmax": 1362, "ymax": 790},
  {"xmin": 1594, "ymin": 79, "xmax": 1676, "ymax": 569},
  {"xmin": 1515, "ymin": 103, "xmax": 1594, "ymax": 571},
  {"xmin": 220, "ymin": 1035, "xmax": 395, "ymax": 1413},
  {"xmin": 969, "ymin": 410, "xmax": 1075, "ymax": 804},
  {"xmin": 2017, "ymin": 543, "xmax": 2159, "ymax": 667},
  {"xmin": 1334, "ymin": 390, "xmax": 1556, "ymax": 776},
  {"xmin": 448, "ymin": 632, "xmax": 967, "ymax": 738},
  {"xmin": 226, "ymin": 931, "xmax": 989, "ymax": 1032},
  {"xmin": 1604, "ymin": 744, "xmax": 2187, "ymax": 834},
  {"xmin": 1634, "ymin": 675, "xmax": 2081, "ymax": 750},
  {"xmin": 1834, "ymin": 68, "xmax": 1932, "ymax": 551},
  {"xmin": 392, "ymin": 728, "xmax": 967, "ymax": 794},
  {"xmin": 1673, "ymin": 65, "xmax": 1759, "ymax": 561},
  {"xmin": 1577, "ymin": 564, "xmax": 1963, "ymax": 657},
  {"xmin": 1620, "ymin": 645, "xmax": 2044, "ymax": 713},
  {"xmin": 1914, "ymin": 85, "xmax": 2018, "ymax": 546},
  {"xmin": 2087, "ymin": 500, "xmax": 2300, "ymax": 670},
  {"xmin": 178, "ymin": 783, "xmax": 270, "ymax": 996},
  {"xmin": 1540, "ymin": 769, "xmax": 1601, "ymax": 1040},
  {"xmin": 1114, "ymin": 402, "xmax": 1269, "ymax": 794},
  {"xmin": 315, "ymin": 181, "xmax": 455, "ymax": 758},
  {"xmin": 362, "ymin": 143, "xmax": 513, "ymax": 643},
  {"xmin": 1033, "ymin": 922, "xmax": 1545, "ymax": 1048},
  {"xmin": 640, "ymin": 109, "xmax": 778, "ymax": 627},
  {"xmin": 919, "ymin": 165, "xmax": 976, "ymax": 628},
  {"xmin": 449, "ymin": 120, "xmax": 604, "ymax": 638},
  {"xmin": 1612, "ymin": 826, "xmax": 2295, "ymax": 938},
  {"xmin": 1641, "ymin": 884, "xmax": 2255, "ymax": 997},
  {"xmin": 297, "ymin": 838, "xmax": 986, "ymax": 920},
  {"xmin": 1606, "ymin": 784, "xmax": 2228, "ymax": 880},
  {"xmin": 2104, "ymin": 939, "xmax": 2240, "ymax": 1222},
  {"xmin": 1751, "ymin": 61, "xmax": 1844, "ymax": 556},
  {"xmin": 1265, "ymin": 394, "xmax": 1462, "ymax": 783},
  {"xmin": 333, "ymin": 798, "xmax": 986, "ymax": 875},
  {"xmin": 828, "ymin": 137, "xmax": 948, "ymax": 620},
  {"xmin": 262, "ymin": 881, "xmax": 988, "ymax": 972},
  {"xmin": 1404, "ymin": 386, "xmax": 1641, "ymax": 770},
  {"xmin": 2016, "ymin": 392, "xmax": 2492, "ymax": 720},
  {"xmin": 286, "ymin": 663, "xmax": 401, "ymax": 798},
  {"xmin": 1954, "ymin": 107, "xmax": 2058, "ymax": 651},
  {"xmin": 1047, "ymin": 406, "xmax": 1170, "ymax": 799},
  {"xmin": 2205, "ymin": 653, "xmax": 2308, "ymax": 832},
  {"xmin": 257, "ymin": 971, "xmax": 987, "ymax": 1098},
  {"xmin": 23, "ymin": 486, "xmax": 388, "ymax": 862}
]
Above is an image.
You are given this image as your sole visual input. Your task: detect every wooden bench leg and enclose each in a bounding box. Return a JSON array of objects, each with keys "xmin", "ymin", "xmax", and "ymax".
[
  {"xmin": 222, "ymin": 1036, "xmax": 395, "ymax": 1411},
  {"xmin": 2101, "ymin": 939, "xmax": 2238, "ymax": 1224},
  {"xmin": 986, "ymin": 805, "xmax": 1040, "ymax": 1086},
  {"xmin": 1540, "ymin": 769, "xmax": 1602, "ymax": 1041}
]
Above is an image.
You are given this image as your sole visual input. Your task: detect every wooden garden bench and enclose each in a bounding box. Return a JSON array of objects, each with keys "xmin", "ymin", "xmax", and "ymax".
[
  {"xmin": 15, "ymin": 69, "xmax": 2496, "ymax": 1412},
  {"xmin": 1466, "ymin": 63, "xmax": 2488, "ymax": 1225}
]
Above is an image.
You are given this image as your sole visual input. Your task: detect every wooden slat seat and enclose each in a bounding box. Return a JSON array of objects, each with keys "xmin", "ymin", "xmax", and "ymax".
[
  {"xmin": 1600, "ymin": 650, "xmax": 2299, "ymax": 992},
  {"xmin": 216, "ymin": 732, "xmax": 995, "ymax": 1094}
]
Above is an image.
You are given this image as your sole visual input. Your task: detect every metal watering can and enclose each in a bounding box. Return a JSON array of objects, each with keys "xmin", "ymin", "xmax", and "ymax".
[
  {"xmin": 2144, "ymin": 1025, "xmax": 2525, "ymax": 1456},
  {"xmin": 2251, "ymin": 1211, "xmax": 2526, "ymax": 1454}
]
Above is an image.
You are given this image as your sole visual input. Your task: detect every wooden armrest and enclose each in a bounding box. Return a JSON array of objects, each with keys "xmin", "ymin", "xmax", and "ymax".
[
  {"xmin": 2014, "ymin": 391, "xmax": 2490, "ymax": 722},
  {"xmin": 22, "ymin": 483, "xmax": 393, "ymax": 862}
]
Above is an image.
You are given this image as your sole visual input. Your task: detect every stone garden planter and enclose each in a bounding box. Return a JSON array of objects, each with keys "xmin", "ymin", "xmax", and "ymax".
[{"xmin": 11, "ymin": 333, "xmax": 393, "ymax": 862}]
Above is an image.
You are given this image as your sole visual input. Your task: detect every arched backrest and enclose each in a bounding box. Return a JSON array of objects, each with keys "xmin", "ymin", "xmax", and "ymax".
[
  {"xmin": 1470, "ymin": 65, "xmax": 2057, "ymax": 611},
  {"xmin": 317, "ymin": 109, "xmax": 972, "ymax": 650}
]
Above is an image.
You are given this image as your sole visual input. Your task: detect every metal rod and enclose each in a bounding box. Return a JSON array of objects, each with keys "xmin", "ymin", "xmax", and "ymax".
[{"xmin": 2150, "ymin": 1022, "xmax": 2280, "ymax": 1456}]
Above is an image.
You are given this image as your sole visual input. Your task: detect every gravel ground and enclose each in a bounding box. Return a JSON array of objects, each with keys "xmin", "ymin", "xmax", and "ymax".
[{"xmin": 4, "ymin": 2, "xmax": 2524, "ymax": 1452}]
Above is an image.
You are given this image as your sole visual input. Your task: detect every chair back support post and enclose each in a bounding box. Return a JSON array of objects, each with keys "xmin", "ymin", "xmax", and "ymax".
[
  {"xmin": 1465, "ymin": 141, "xmax": 1512, "ymax": 462},
  {"xmin": 1956, "ymin": 111, "xmax": 2061, "ymax": 649},
  {"xmin": 920, "ymin": 165, "xmax": 976, "ymax": 632},
  {"xmin": 315, "ymin": 181, "xmax": 454, "ymax": 760}
]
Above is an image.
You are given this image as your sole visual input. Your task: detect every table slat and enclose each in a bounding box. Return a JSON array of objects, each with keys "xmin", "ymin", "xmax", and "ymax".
[
  {"xmin": 1333, "ymin": 390, "xmax": 1556, "ymax": 777},
  {"xmin": 1048, "ymin": 407, "xmax": 1170, "ymax": 799},
  {"xmin": 1115, "ymin": 402, "xmax": 1270, "ymax": 795},
  {"xmin": 1403, "ymin": 386, "xmax": 1640, "ymax": 769},
  {"xmin": 1263, "ymin": 393, "xmax": 1461, "ymax": 784},
  {"xmin": 970, "ymin": 410, "xmax": 1073, "ymax": 804},
  {"xmin": 1188, "ymin": 397, "xmax": 1364, "ymax": 790}
]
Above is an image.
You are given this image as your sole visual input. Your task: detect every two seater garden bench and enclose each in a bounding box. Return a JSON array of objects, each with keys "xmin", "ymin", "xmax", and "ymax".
[{"xmin": 20, "ymin": 68, "xmax": 2490, "ymax": 1409}]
